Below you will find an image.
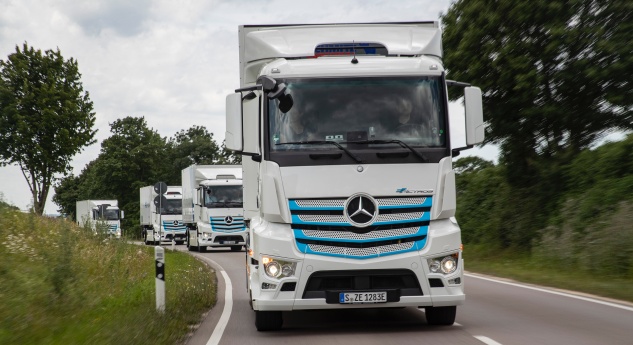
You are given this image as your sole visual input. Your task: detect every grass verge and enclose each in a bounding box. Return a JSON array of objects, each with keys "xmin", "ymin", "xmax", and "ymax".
[
  {"xmin": 465, "ymin": 244, "xmax": 633, "ymax": 303},
  {"xmin": 0, "ymin": 210, "xmax": 216, "ymax": 344}
]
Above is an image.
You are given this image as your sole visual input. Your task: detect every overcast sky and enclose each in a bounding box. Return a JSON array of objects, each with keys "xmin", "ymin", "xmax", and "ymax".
[{"xmin": 0, "ymin": 0, "xmax": 501, "ymax": 214}]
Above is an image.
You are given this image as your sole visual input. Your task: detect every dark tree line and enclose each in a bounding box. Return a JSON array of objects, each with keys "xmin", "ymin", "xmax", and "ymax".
[
  {"xmin": 443, "ymin": 0, "xmax": 632, "ymax": 249},
  {"xmin": 53, "ymin": 116, "xmax": 240, "ymax": 233}
]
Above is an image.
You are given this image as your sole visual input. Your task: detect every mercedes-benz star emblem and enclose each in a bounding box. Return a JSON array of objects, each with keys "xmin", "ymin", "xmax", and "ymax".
[
  {"xmin": 344, "ymin": 193, "xmax": 378, "ymax": 228},
  {"xmin": 224, "ymin": 216, "xmax": 233, "ymax": 224},
  {"xmin": 173, "ymin": 220, "xmax": 179, "ymax": 226}
]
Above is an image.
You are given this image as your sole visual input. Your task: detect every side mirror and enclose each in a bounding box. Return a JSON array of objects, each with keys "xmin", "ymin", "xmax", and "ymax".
[
  {"xmin": 464, "ymin": 86, "xmax": 485, "ymax": 145},
  {"xmin": 225, "ymin": 93, "xmax": 243, "ymax": 151},
  {"xmin": 120, "ymin": 211, "xmax": 125, "ymax": 219}
]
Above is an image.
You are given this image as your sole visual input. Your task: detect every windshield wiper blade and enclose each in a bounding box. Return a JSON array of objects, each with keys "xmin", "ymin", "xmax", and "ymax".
[
  {"xmin": 345, "ymin": 139, "xmax": 428, "ymax": 163},
  {"xmin": 276, "ymin": 141, "xmax": 363, "ymax": 163}
]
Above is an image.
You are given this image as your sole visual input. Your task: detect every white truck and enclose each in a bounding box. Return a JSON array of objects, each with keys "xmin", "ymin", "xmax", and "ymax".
[
  {"xmin": 224, "ymin": 22, "xmax": 485, "ymax": 331},
  {"xmin": 181, "ymin": 165, "xmax": 246, "ymax": 252},
  {"xmin": 76, "ymin": 200, "xmax": 124, "ymax": 238},
  {"xmin": 140, "ymin": 185, "xmax": 187, "ymax": 245}
]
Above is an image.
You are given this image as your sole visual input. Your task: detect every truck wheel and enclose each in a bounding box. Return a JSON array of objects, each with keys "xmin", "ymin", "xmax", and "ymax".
[
  {"xmin": 187, "ymin": 231, "xmax": 198, "ymax": 252},
  {"xmin": 176, "ymin": 241, "xmax": 184, "ymax": 245},
  {"xmin": 198, "ymin": 245, "xmax": 207, "ymax": 253},
  {"xmin": 143, "ymin": 231, "xmax": 149, "ymax": 245},
  {"xmin": 255, "ymin": 310, "xmax": 282, "ymax": 331},
  {"xmin": 424, "ymin": 306, "xmax": 456, "ymax": 326},
  {"xmin": 230, "ymin": 245, "xmax": 242, "ymax": 251}
]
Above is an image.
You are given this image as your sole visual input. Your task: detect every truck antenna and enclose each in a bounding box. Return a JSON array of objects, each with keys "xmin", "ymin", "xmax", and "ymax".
[{"xmin": 351, "ymin": 41, "xmax": 358, "ymax": 64}]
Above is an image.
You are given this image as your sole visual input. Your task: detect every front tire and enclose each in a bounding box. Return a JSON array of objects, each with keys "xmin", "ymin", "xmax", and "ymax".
[
  {"xmin": 425, "ymin": 306, "xmax": 456, "ymax": 326},
  {"xmin": 255, "ymin": 310, "xmax": 282, "ymax": 331},
  {"xmin": 187, "ymin": 230, "xmax": 198, "ymax": 252}
]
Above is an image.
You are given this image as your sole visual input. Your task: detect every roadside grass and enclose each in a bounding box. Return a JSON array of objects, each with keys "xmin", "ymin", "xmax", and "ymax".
[
  {"xmin": 465, "ymin": 244, "xmax": 633, "ymax": 303},
  {"xmin": 0, "ymin": 209, "xmax": 216, "ymax": 345}
]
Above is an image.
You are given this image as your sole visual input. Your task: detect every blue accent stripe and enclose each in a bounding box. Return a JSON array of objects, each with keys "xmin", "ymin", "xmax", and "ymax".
[
  {"xmin": 293, "ymin": 226, "xmax": 428, "ymax": 244},
  {"xmin": 295, "ymin": 239, "xmax": 427, "ymax": 259}
]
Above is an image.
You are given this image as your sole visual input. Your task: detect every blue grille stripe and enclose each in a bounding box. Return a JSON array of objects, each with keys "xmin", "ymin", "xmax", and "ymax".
[
  {"xmin": 295, "ymin": 239, "xmax": 427, "ymax": 259},
  {"xmin": 290, "ymin": 213, "xmax": 430, "ymax": 226},
  {"xmin": 293, "ymin": 226, "xmax": 428, "ymax": 244}
]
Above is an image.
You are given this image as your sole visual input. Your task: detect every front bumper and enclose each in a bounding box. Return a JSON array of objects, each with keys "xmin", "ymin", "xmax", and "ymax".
[
  {"xmin": 198, "ymin": 231, "xmax": 246, "ymax": 247},
  {"xmin": 249, "ymin": 218, "xmax": 465, "ymax": 311}
]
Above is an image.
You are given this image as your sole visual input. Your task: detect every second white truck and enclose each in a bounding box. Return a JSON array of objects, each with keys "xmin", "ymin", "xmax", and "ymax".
[
  {"xmin": 140, "ymin": 185, "xmax": 187, "ymax": 245},
  {"xmin": 181, "ymin": 165, "xmax": 246, "ymax": 252}
]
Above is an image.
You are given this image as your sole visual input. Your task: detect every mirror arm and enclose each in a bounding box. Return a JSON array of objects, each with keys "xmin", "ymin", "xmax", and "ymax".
[
  {"xmin": 446, "ymin": 80, "xmax": 471, "ymax": 88},
  {"xmin": 235, "ymin": 85, "xmax": 261, "ymax": 93},
  {"xmin": 451, "ymin": 145, "xmax": 474, "ymax": 157}
]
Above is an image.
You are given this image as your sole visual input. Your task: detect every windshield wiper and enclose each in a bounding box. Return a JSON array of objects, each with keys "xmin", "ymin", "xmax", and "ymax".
[
  {"xmin": 276, "ymin": 141, "xmax": 363, "ymax": 163},
  {"xmin": 345, "ymin": 139, "xmax": 429, "ymax": 163}
]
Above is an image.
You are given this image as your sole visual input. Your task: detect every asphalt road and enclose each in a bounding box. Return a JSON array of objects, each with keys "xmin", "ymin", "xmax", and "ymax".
[{"xmin": 177, "ymin": 246, "xmax": 633, "ymax": 345}]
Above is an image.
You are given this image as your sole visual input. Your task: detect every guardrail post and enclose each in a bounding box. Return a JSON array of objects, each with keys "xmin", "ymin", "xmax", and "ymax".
[{"xmin": 155, "ymin": 246, "xmax": 165, "ymax": 312}]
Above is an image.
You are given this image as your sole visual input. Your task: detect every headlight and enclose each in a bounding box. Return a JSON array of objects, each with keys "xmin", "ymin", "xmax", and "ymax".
[
  {"xmin": 440, "ymin": 256, "xmax": 457, "ymax": 274},
  {"xmin": 265, "ymin": 261, "xmax": 281, "ymax": 278},
  {"xmin": 427, "ymin": 253, "xmax": 459, "ymax": 275},
  {"xmin": 261, "ymin": 256, "xmax": 296, "ymax": 279}
]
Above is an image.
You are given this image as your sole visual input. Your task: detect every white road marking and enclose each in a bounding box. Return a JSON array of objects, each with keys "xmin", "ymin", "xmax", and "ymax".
[
  {"xmin": 474, "ymin": 335, "xmax": 503, "ymax": 345},
  {"xmin": 206, "ymin": 270, "xmax": 233, "ymax": 345},
  {"xmin": 466, "ymin": 273, "xmax": 633, "ymax": 312}
]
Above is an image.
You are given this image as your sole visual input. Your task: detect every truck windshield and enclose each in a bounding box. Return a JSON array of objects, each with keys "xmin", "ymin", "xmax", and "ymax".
[
  {"xmin": 159, "ymin": 199, "xmax": 182, "ymax": 215},
  {"xmin": 102, "ymin": 209, "xmax": 120, "ymax": 220},
  {"xmin": 204, "ymin": 185, "xmax": 243, "ymax": 208},
  {"xmin": 268, "ymin": 77, "xmax": 446, "ymax": 152}
]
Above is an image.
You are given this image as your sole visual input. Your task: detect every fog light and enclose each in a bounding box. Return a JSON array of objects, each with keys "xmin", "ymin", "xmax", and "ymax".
[
  {"xmin": 261, "ymin": 282, "xmax": 277, "ymax": 290},
  {"xmin": 448, "ymin": 277, "xmax": 461, "ymax": 285}
]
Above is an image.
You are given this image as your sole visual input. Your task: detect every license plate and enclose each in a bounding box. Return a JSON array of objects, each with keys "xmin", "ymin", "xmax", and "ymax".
[
  {"xmin": 339, "ymin": 292, "xmax": 387, "ymax": 304},
  {"xmin": 223, "ymin": 241, "xmax": 235, "ymax": 244}
]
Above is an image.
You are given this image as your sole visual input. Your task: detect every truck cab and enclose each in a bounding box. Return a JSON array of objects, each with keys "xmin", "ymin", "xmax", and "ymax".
[
  {"xmin": 225, "ymin": 22, "xmax": 484, "ymax": 331},
  {"xmin": 140, "ymin": 186, "xmax": 187, "ymax": 245},
  {"xmin": 182, "ymin": 165, "xmax": 246, "ymax": 252}
]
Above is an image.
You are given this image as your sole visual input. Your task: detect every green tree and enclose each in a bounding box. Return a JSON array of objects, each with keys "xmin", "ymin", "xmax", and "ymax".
[
  {"xmin": 164, "ymin": 126, "xmax": 224, "ymax": 184},
  {"xmin": 0, "ymin": 43, "xmax": 96, "ymax": 215},
  {"xmin": 442, "ymin": 0, "xmax": 633, "ymax": 183}
]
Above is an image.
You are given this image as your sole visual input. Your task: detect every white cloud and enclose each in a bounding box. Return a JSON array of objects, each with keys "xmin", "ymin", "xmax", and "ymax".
[{"xmin": 1, "ymin": 0, "xmax": 480, "ymax": 213}]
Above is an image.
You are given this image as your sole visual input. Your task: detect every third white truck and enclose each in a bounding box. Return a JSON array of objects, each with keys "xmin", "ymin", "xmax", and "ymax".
[
  {"xmin": 181, "ymin": 165, "xmax": 246, "ymax": 252},
  {"xmin": 225, "ymin": 22, "xmax": 485, "ymax": 331},
  {"xmin": 140, "ymin": 185, "xmax": 187, "ymax": 245}
]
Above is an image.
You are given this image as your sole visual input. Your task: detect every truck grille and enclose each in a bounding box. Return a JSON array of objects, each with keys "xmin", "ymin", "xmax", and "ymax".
[
  {"xmin": 289, "ymin": 196, "xmax": 431, "ymax": 259},
  {"xmin": 210, "ymin": 216, "xmax": 246, "ymax": 233},
  {"xmin": 162, "ymin": 220, "xmax": 187, "ymax": 233}
]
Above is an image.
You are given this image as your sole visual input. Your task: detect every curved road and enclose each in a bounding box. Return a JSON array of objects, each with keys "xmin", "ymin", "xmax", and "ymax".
[{"xmin": 179, "ymin": 246, "xmax": 633, "ymax": 345}]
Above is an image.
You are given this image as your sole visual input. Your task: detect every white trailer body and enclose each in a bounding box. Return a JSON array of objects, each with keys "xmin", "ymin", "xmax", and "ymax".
[
  {"xmin": 181, "ymin": 165, "xmax": 246, "ymax": 252},
  {"xmin": 140, "ymin": 185, "xmax": 187, "ymax": 245},
  {"xmin": 225, "ymin": 22, "xmax": 485, "ymax": 331},
  {"xmin": 76, "ymin": 200, "xmax": 123, "ymax": 238}
]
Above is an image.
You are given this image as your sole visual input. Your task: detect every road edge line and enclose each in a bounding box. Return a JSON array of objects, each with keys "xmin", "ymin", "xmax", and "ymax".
[{"xmin": 465, "ymin": 273, "xmax": 633, "ymax": 312}]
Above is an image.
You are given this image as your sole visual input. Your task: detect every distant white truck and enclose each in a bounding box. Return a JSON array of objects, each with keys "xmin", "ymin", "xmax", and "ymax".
[
  {"xmin": 181, "ymin": 165, "xmax": 246, "ymax": 252},
  {"xmin": 76, "ymin": 200, "xmax": 124, "ymax": 238},
  {"xmin": 140, "ymin": 185, "xmax": 187, "ymax": 245}
]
